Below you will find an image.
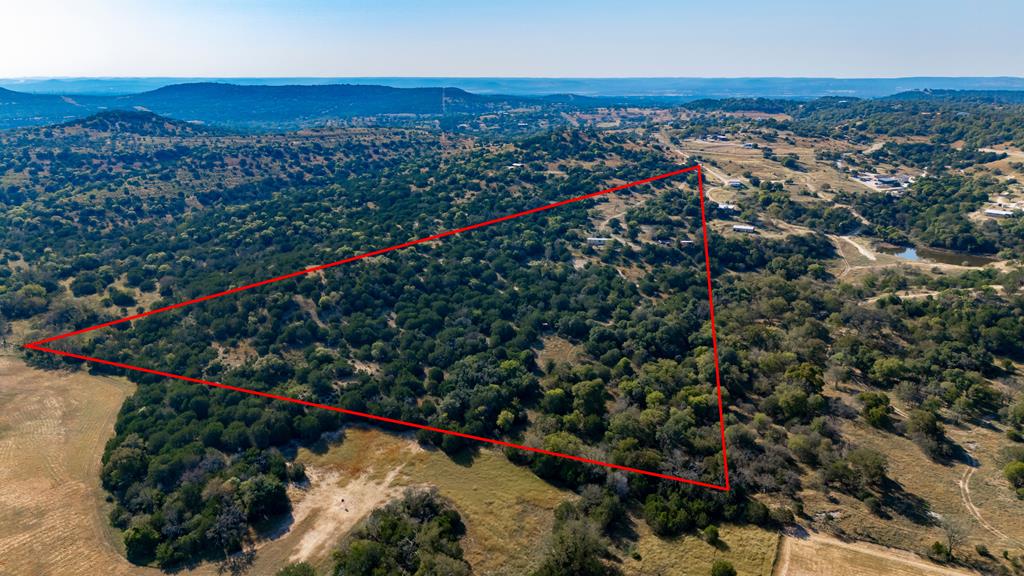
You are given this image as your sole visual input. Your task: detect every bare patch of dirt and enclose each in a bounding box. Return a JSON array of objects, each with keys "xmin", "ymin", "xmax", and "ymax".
[{"xmin": 287, "ymin": 468, "xmax": 404, "ymax": 563}]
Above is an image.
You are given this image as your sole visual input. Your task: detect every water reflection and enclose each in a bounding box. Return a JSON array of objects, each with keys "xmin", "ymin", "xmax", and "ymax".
[{"xmin": 877, "ymin": 244, "xmax": 997, "ymax": 267}]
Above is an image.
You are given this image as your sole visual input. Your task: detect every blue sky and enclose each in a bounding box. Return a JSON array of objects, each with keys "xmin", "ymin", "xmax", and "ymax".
[{"xmin": 2, "ymin": 0, "xmax": 1022, "ymax": 77}]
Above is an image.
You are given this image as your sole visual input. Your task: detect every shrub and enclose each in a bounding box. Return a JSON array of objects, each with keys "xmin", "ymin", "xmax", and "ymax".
[{"xmin": 710, "ymin": 559, "xmax": 737, "ymax": 576}]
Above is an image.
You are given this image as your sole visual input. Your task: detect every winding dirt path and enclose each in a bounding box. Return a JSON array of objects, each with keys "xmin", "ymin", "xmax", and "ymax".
[
  {"xmin": 957, "ymin": 461, "xmax": 1024, "ymax": 548},
  {"xmin": 838, "ymin": 235, "xmax": 877, "ymax": 261}
]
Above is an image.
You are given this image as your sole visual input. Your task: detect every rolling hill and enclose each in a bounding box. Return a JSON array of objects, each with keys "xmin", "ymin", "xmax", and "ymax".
[{"xmin": 0, "ymin": 82, "xmax": 576, "ymax": 130}]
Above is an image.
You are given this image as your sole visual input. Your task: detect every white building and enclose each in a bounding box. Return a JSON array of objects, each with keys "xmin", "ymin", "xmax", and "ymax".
[
  {"xmin": 732, "ymin": 225, "xmax": 756, "ymax": 233},
  {"xmin": 985, "ymin": 209, "xmax": 1015, "ymax": 218}
]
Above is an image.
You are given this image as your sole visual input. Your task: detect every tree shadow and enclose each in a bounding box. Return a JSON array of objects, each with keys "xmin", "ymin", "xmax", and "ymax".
[
  {"xmin": 710, "ymin": 537, "xmax": 731, "ymax": 552},
  {"xmin": 254, "ymin": 510, "xmax": 296, "ymax": 541},
  {"xmin": 447, "ymin": 444, "xmax": 482, "ymax": 468},
  {"xmin": 876, "ymin": 476, "xmax": 935, "ymax": 526},
  {"xmin": 607, "ymin": 512, "xmax": 640, "ymax": 544},
  {"xmin": 216, "ymin": 547, "xmax": 256, "ymax": 576}
]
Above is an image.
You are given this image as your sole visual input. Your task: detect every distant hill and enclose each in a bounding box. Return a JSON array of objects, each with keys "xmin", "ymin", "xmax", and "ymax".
[
  {"xmin": 0, "ymin": 87, "xmax": 103, "ymax": 129},
  {"xmin": 5, "ymin": 81, "xmax": 1024, "ymax": 131},
  {"xmin": 885, "ymin": 89, "xmax": 1024, "ymax": 104},
  {"xmin": 56, "ymin": 109, "xmax": 214, "ymax": 136},
  {"xmin": 0, "ymin": 83, "xmax": 562, "ymax": 130},
  {"xmin": 112, "ymin": 83, "xmax": 532, "ymax": 126}
]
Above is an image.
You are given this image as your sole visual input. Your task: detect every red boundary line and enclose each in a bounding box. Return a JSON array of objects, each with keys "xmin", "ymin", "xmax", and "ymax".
[{"xmin": 25, "ymin": 164, "xmax": 731, "ymax": 491}]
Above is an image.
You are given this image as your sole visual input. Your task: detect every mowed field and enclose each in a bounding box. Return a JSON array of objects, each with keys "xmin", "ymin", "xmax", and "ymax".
[
  {"xmin": 0, "ymin": 355, "xmax": 161, "ymax": 576},
  {"xmin": 774, "ymin": 533, "xmax": 975, "ymax": 576}
]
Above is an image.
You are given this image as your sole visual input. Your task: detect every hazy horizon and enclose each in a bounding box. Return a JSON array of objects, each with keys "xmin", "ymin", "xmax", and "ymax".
[{"xmin": 6, "ymin": 76, "xmax": 1024, "ymax": 100}]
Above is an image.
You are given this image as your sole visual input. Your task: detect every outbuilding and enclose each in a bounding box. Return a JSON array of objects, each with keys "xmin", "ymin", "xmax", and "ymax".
[{"xmin": 985, "ymin": 209, "xmax": 1015, "ymax": 218}]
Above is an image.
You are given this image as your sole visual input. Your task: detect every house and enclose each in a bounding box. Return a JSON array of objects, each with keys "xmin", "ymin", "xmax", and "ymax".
[
  {"xmin": 586, "ymin": 237, "xmax": 613, "ymax": 246},
  {"xmin": 732, "ymin": 224, "xmax": 756, "ymax": 233},
  {"xmin": 985, "ymin": 209, "xmax": 1015, "ymax": 218},
  {"xmin": 742, "ymin": 142, "xmax": 757, "ymax": 149},
  {"xmin": 727, "ymin": 180, "xmax": 743, "ymax": 189},
  {"xmin": 716, "ymin": 202, "xmax": 738, "ymax": 211},
  {"xmin": 678, "ymin": 239, "xmax": 696, "ymax": 247}
]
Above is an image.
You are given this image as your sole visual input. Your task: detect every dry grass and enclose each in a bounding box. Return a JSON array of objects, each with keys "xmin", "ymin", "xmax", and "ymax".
[
  {"xmin": 266, "ymin": 427, "xmax": 782, "ymax": 576},
  {"xmin": 671, "ymin": 136, "xmax": 863, "ymax": 197},
  {"xmin": 623, "ymin": 521, "xmax": 778, "ymax": 576},
  {"xmin": 401, "ymin": 439, "xmax": 571, "ymax": 576},
  {"xmin": 537, "ymin": 335, "xmax": 584, "ymax": 370},
  {"xmin": 796, "ymin": 383, "xmax": 1024, "ymax": 570},
  {"xmin": 276, "ymin": 427, "xmax": 570, "ymax": 575},
  {"xmin": 0, "ymin": 356, "xmax": 160, "ymax": 576},
  {"xmin": 775, "ymin": 533, "xmax": 975, "ymax": 576}
]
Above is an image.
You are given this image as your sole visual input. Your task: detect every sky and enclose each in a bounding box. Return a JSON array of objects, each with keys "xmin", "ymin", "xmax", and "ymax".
[{"xmin": 2, "ymin": 0, "xmax": 1022, "ymax": 78}]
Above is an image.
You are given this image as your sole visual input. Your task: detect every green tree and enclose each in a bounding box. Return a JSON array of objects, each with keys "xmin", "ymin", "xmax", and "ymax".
[
  {"xmin": 276, "ymin": 562, "xmax": 316, "ymax": 576},
  {"xmin": 534, "ymin": 518, "xmax": 618, "ymax": 576},
  {"xmin": 710, "ymin": 559, "xmax": 737, "ymax": 576}
]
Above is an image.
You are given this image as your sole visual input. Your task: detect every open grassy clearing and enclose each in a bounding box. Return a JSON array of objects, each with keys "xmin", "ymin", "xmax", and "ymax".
[
  {"xmin": 0, "ymin": 356, "xmax": 159, "ymax": 576},
  {"xmin": 623, "ymin": 521, "xmax": 778, "ymax": 576},
  {"xmin": 774, "ymin": 533, "xmax": 976, "ymax": 576},
  {"xmin": 670, "ymin": 136, "xmax": 865, "ymax": 198},
  {"xmin": 264, "ymin": 427, "xmax": 572, "ymax": 576},
  {"xmin": 537, "ymin": 334, "xmax": 584, "ymax": 370}
]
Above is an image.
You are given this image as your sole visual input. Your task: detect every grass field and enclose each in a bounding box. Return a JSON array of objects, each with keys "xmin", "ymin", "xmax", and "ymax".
[
  {"xmin": 281, "ymin": 427, "xmax": 572, "ymax": 575},
  {"xmin": 774, "ymin": 533, "xmax": 975, "ymax": 576},
  {"xmin": 790, "ymin": 380, "xmax": 1024, "ymax": 575},
  {"xmin": 832, "ymin": 411, "xmax": 1024, "ymax": 557},
  {"xmin": 624, "ymin": 521, "xmax": 778, "ymax": 576},
  {"xmin": 0, "ymin": 355, "xmax": 159, "ymax": 576}
]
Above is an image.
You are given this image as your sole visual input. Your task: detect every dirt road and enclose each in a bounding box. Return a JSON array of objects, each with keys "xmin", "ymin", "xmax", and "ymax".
[{"xmin": 957, "ymin": 458, "xmax": 1024, "ymax": 549}]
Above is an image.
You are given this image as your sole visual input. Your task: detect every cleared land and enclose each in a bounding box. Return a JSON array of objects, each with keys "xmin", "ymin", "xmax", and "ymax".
[
  {"xmin": 0, "ymin": 356, "xmax": 159, "ymax": 576},
  {"xmin": 254, "ymin": 427, "xmax": 571, "ymax": 575},
  {"xmin": 774, "ymin": 533, "xmax": 975, "ymax": 576},
  {"xmin": 624, "ymin": 521, "xmax": 778, "ymax": 576}
]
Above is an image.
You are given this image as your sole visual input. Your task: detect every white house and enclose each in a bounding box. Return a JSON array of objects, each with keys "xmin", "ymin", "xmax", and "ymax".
[
  {"xmin": 985, "ymin": 209, "xmax": 1015, "ymax": 218},
  {"xmin": 732, "ymin": 224, "xmax": 756, "ymax": 233}
]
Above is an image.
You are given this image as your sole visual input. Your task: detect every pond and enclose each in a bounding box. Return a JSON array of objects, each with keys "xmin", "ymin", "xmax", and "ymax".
[{"xmin": 877, "ymin": 244, "xmax": 999, "ymax": 267}]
